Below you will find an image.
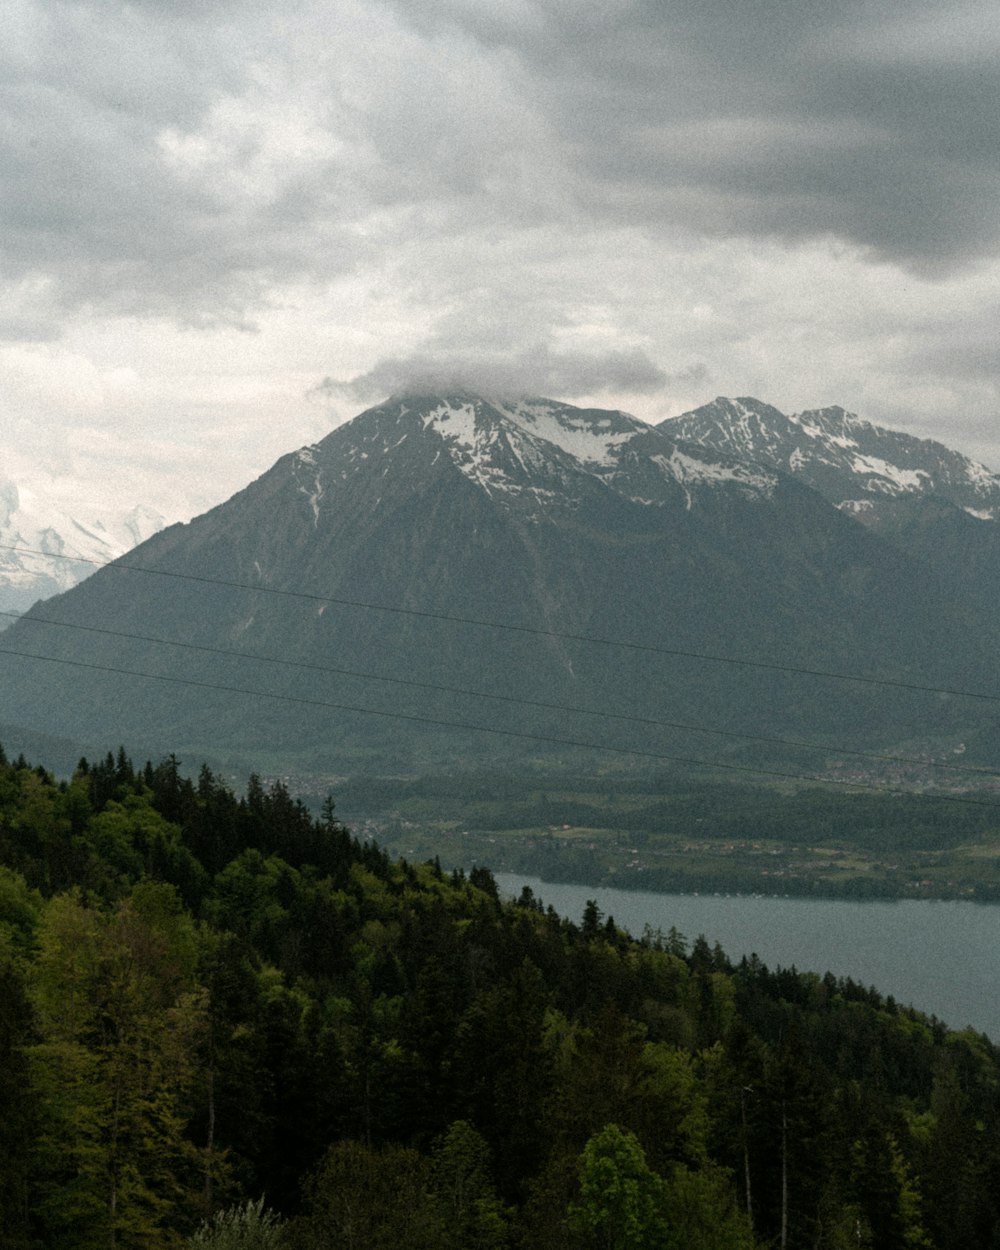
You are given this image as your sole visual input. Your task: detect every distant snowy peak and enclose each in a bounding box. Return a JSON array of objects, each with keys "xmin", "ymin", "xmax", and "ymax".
[
  {"xmin": 61, "ymin": 504, "xmax": 166, "ymax": 556},
  {"xmin": 664, "ymin": 397, "xmax": 1000, "ymax": 518},
  {"xmin": 0, "ymin": 480, "xmax": 165, "ymax": 618}
]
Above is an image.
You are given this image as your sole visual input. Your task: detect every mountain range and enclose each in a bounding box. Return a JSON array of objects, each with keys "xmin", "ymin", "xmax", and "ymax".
[{"xmin": 1, "ymin": 393, "xmax": 998, "ymax": 779}]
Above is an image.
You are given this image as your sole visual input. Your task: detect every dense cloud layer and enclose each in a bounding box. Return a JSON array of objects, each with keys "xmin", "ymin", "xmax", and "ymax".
[
  {"xmin": 6, "ymin": 0, "xmax": 1000, "ymax": 321},
  {"xmin": 2, "ymin": 0, "xmax": 999, "ymax": 516},
  {"xmin": 388, "ymin": 0, "xmax": 1000, "ymax": 268},
  {"xmin": 321, "ymin": 344, "xmax": 685, "ymax": 404}
]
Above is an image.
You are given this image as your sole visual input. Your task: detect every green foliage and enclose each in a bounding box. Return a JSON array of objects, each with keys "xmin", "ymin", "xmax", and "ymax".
[
  {"xmin": 2, "ymin": 743, "xmax": 1000, "ymax": 1248},
  {"xmin": 0, "ymin": 953, "xmax": 37, "ymax": 1249},
  {"xmin": 188, "ymin": 1197, "xmax": 285, "ymax": 1248},
  {"xmin": 567, "ymin": 1126, "xmax": 755, "ymax": 1250},
  {"xmin": 28, "ymin": 887, "xmax": 205, "ymax": 1249},
  {"xmin": 0, "ymin": 865, "xmax": 41, "ymax": 955},
  {"xmin": 294, "ymin": 1140, "xmax": 446, "ymax": 1249},
  {"xmin": 431, "ymin": 1120, "xmax": 510, "ymax": 1249},
  {"xmin": 568, "ymin": 1124, "xmax": 669, "ymax": 1250},
  {"xmin": 659, "ymin": 1163, "xmax": 756, "ymax": 1250}
]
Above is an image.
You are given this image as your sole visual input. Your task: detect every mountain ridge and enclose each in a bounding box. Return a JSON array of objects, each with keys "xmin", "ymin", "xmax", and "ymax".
[{"xmin": 662, "ymin": 396, "xmax": 1000, "ymax": 516}]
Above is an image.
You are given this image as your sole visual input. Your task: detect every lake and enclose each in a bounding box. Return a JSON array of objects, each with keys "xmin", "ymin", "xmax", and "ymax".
[{"xmin": 496, "ymin": 873, "xmax": 1000, "ymax": 1041}]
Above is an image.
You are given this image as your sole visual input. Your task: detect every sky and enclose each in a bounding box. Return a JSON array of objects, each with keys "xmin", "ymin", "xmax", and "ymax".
[{"xmin": 4, "ymin": 0, "xmax": 1000, "ymax": 523}]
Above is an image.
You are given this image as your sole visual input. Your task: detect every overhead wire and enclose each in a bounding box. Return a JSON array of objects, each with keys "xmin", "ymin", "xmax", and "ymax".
[
  {"xmin": 2, "ymin": 642, "xmax": 1000, "ymax": 807},
  {"xmin": 2, "ymin": 606, "xmax": 999, "ymax": 783},
  {"xmin": 3, "ymin": 541, "xmax": 1000, "ymax": 704},
  {"xmin": 2, "ymin": 542, "xmax": 998, "ymax": 801}
]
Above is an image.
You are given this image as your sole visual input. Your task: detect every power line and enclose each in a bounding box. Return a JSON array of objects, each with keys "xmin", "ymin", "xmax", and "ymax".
[
  {"xmin": 4, "ymin": 607, "xmax": 999, "ymax": 783},
  {"xmin": 1, "ymin": 644, "xmax": 999, "ymax": 808},
  {"xmin": 3, "ymin": 541, "xmax": 999, "ymax": 704}
]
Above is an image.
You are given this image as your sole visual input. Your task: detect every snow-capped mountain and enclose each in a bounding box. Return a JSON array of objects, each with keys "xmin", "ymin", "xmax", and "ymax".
[
  {"xmin": 288, "ymin": 393, "xmax": 781, "ymax": 522},
  {"xmin": 660, "ymin": 396, "xmax": 1000, "ymax": 635},
  {"xmin": 662, "ymin": 397, "xmax": 1000, "ymax": 518},
  {"xmin": 1, "ymin": 391, "xmax": 997, "ymax": 773},
  {"xmin": 0, "ymin": 475, "xmax": 164, "ymax": 623}
]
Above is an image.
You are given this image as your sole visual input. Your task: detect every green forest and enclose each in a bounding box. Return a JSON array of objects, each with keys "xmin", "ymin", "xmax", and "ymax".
[{"xmin": 1, "ymin": 746, "xmax": 999, "ymax": 1249}]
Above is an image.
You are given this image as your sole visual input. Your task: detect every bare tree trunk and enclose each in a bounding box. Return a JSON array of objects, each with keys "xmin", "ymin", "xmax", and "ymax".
[
  {"xmin": 204, "ymin": 1060, "xmax": 216, "ymax": 1212},
  {"xmin": 364, "ymin": 1064, "xmax": 372, "ymax": 1150},
  {"xmin": 110, "ymin": 1072, "xmax": 122, "ymax": 1250},
  {"xmin": 741, "ymin": 1085, "xmax": 754, "ymax": 1231},
  {"xmin": 781, "ymin": 1097, "xmax": 788, "ymax": 1250}
]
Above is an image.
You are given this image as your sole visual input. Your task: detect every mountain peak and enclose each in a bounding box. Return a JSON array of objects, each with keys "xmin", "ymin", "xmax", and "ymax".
[
  {"xmin": 275, "ymin": 394, "xmax": 783, "ymax": 536},
  {"xmin": 319, "ymin": 392, "xmax": 649, "ymax": 489},
  {"xmin": 425, "ymin": 395, "xmax": 646, "ymax": 466},
  {"xmin": 8, "ymin": 388, "xmax": 1000, "ymax": 772},
  {"xmin": 662, "ymin": 396, "xmax": 1000, "ymax": 516}
]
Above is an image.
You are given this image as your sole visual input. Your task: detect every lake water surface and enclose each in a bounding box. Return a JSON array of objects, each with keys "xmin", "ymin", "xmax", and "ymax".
[{"xmin": 496, "ymin": 873, "xmax": 1000, "ymax": 1041}]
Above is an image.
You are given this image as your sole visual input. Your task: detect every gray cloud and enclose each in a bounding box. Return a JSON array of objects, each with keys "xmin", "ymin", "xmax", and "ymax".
[
  {"xmin": 0, "ymin": 2, "xmax": 382, "ymax": 328},
  {"xmin": 900, "ymin": 320, "xmax": 1000, "ymax": 381},
  {"xmin": 312, "ymin": 343, "xmax": 687, "ymax": 405},
  {"xmin": 4, "ymin": 0, "xmax": 999, "ymax": 344},
  {"xmin": 4, "ymin": 0, "xmax": 1000, "ymax": 519},
  {"xmin": 387, "ymin": 0, "xmax": 1000, "ymax": 271}
]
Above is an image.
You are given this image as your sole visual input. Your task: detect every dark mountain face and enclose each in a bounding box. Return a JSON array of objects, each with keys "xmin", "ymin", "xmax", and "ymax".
[
  {"xmin": 1, "ymin": 393, "xmax": 996, "ymax": 776},
  {"xmin": 662, "ymin": 397, "xmax": 1000, "ymax": 666}
]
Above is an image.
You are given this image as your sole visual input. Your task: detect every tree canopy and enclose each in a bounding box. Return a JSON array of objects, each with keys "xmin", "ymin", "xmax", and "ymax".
[{"xmin": 0, "ymin": 745, "xmax": 997, "ymax": 1249}]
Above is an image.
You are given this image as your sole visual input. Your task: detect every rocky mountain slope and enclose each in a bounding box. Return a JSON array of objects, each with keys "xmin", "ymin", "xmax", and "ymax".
[
  {"xmin": 663, "ymin": 396, "xmax": 1000, "ymax": 630},
  {"xmin": 663, "ymin": 397, "xmax": 1000, "ymax": 516}
]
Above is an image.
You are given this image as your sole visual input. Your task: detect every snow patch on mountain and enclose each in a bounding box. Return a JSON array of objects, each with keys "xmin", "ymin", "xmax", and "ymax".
[
  {"xmin": 421, "ymin": 399, "xmax": 480, "ymax": 449},
  {"xmin": 649, "ymin": 451, "xmax": 777, "ymax": 509},
  {"xmin": 849, "ymin": 455, "xmax": 930, "ymax": 494},
  {"xmin": 495, "ymin": 399, "xmax": 643, "ymax": 467},
  {"xmin": 294, "ymin": 446, "xmax": 325, "ymax": 526},
  {"xmin": 794, "ymin": 410, "xmax": 865, "ymax": 450},
  {"xmin": 420, "ymin": 402, "xmax": 522, "ymax": 496},
  {"xmin": 412, "ymin": 398, "xmax": 614, "ymax": 502},
  {"xmin": 665, "ymin": 396, "xmax": 1000, "ymax": 518}
]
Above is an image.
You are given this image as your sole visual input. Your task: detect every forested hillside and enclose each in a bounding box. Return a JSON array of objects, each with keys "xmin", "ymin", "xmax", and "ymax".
[{"xmin": 1, "ymin": 747, "xmax": 998, "ymax": 1249}]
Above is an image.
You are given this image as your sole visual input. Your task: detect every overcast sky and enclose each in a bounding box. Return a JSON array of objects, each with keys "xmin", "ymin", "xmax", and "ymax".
[{"xmin": 4, "ymin": 0, "xmax": 1000, "ymax": 522}]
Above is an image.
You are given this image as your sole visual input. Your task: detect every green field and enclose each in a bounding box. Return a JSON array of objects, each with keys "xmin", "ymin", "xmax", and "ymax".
[{"xmin": 324, "ymin": 771, "xmax": 1000, "ymax": 900}]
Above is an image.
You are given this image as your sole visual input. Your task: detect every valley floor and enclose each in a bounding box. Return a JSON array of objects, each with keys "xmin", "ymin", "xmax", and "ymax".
[{"xmin": 328, "ymin": 773, "xmax": 1000, "ymax": 902}]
